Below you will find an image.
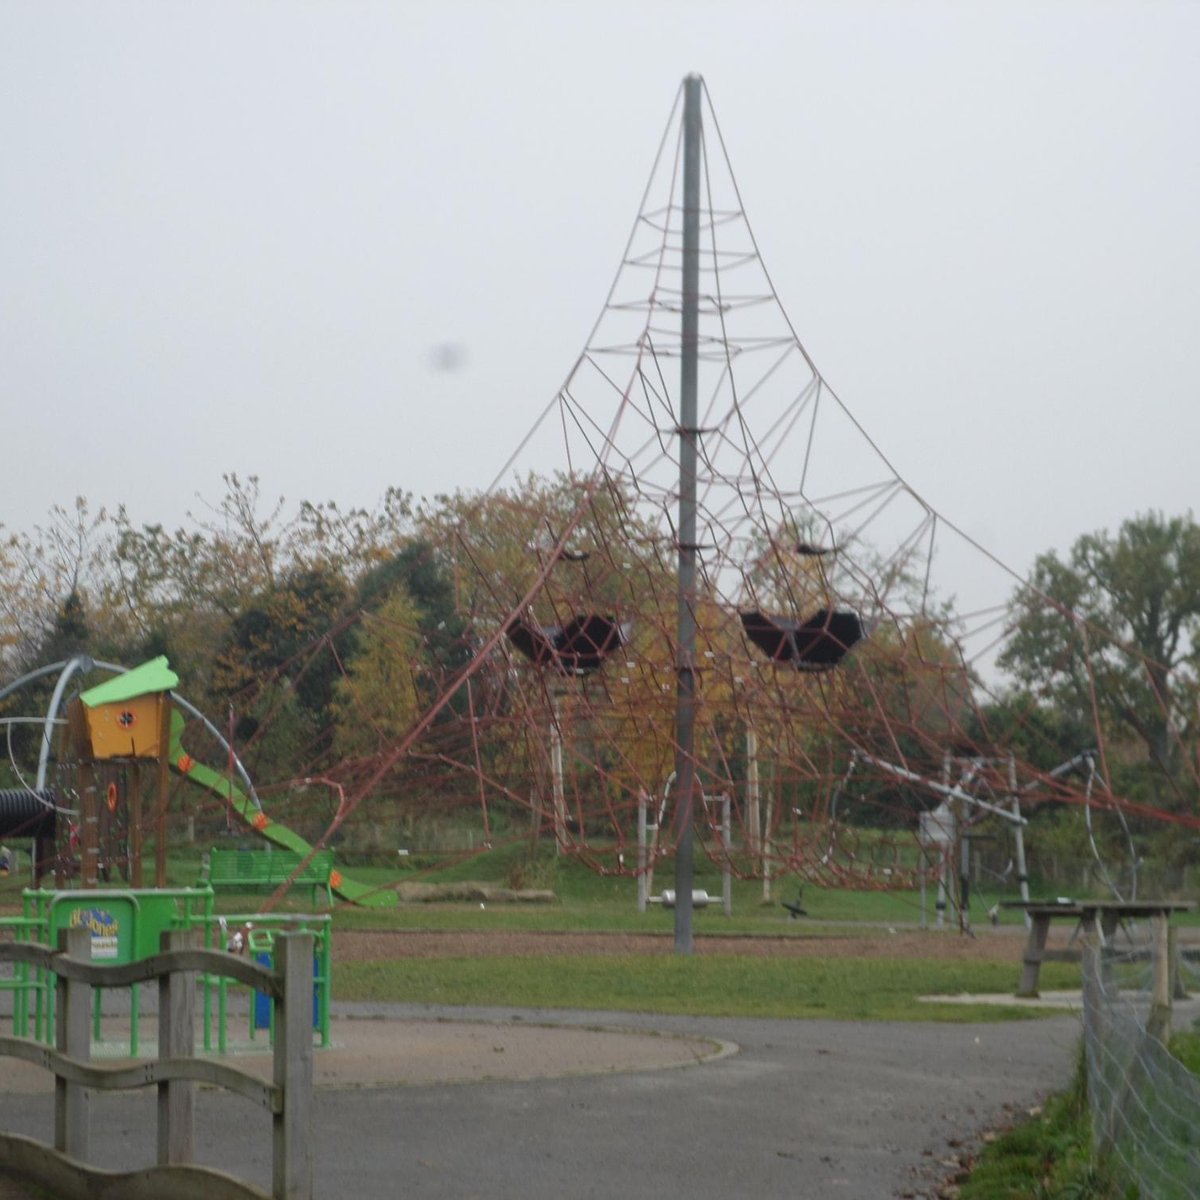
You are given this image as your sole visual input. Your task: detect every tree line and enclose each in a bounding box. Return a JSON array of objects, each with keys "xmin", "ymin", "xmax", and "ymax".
[{"xmin": 2, "ymin": 473, "xmax": 1197, "ymax": 833}]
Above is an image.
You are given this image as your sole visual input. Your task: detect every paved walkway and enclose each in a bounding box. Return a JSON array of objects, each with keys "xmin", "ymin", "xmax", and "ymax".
[{"xmin": 0, "ymin": 1001, "xmax": 1081, "ymax": 1199}]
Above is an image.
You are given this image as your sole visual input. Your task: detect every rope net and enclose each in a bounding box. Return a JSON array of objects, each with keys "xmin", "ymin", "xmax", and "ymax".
[
  {"xmin": 8, "ymin": 79, "xmax": 1196, "ymax": 905},
  {"xmin": 252, "ymin": 76, "xmax": 1193, "ymax": 903}
]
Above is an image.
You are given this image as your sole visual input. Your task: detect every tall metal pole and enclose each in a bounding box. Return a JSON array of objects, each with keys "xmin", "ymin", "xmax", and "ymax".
[{"xmin": 673, "ymin": 74, "xmax": 702, "ymax": 954}]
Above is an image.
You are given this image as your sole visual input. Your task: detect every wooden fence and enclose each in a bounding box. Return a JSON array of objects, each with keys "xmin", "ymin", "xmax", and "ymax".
[{"xmin": 0, "ymin": 927, "xmax": 313, "ymax": 1200}]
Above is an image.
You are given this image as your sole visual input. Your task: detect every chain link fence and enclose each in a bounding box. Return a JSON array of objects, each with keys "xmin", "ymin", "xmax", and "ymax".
[{"xmin": 1081, "ymin": 920, "xmax": 1200, "ymax": 1198}]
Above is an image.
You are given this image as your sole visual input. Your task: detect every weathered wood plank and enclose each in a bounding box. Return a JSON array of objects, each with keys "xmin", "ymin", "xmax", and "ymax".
[
  {"xmin": 0, "ymin": 946, "xmax": 281, "ymax": 996},
  {"xmin": 53, "ymin": 929, "xmax": 90, "ymax": 1160},
  {"xmin": 158, "ymin": 930, "xmax": 196, "ymax": 1166},
  {"xmin": 0, "ymin": 1039, "xmax": 282, "ymax": 1109},
  {"xmin": 273, "ymin": 933, "xmax": 314, "ymax": 1200},
  {"xmin": 0, "ymin": 1133, "xmax": 272, "ymax": 1200}
]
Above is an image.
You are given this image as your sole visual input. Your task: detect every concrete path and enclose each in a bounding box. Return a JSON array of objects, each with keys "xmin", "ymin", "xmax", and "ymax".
[{"xmin": 0, "ymin": 1002, "xmax": 1081, "ymax": 1199}]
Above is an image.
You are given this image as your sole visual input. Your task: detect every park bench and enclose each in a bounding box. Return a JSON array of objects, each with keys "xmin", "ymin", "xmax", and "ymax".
[{"xmin": 202, "ymin": 847, "xmax": 335, "ymax": 907}]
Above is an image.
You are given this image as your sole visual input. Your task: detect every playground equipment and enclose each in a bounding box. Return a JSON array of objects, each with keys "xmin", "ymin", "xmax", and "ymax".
[
  {"xmin": 0, "ymin": 885, "xmax": 332, "ymax": 1055},
  {"xmin": 637, "ymin": 786, "xmax": 733, "ymax": 916},
  {"xmin": 0, "ymin": 927, "xmax": 316, "ymax": 1200},
  {"xmin": 69, "ymin": 655, "xmax": 178, "ymax": 887},
  {"xmin": 0, "ymin": 653, "xmax": 394, "ymax": 905},
  {"xmin": 4, "ymin": 77, "xmax": 1191, "ymax": 963},
  {"xmin": 0, "ymin": 788, "xmax": 56, "ymax": 884}
]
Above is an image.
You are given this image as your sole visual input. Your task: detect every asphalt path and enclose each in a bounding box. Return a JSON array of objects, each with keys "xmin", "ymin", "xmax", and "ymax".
[{"xmin": 0, "ymin": 1002, "xmax": 1081, "ymax": 1200}]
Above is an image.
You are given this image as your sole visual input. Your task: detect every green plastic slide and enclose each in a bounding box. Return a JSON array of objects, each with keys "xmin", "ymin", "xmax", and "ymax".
[{"xmin": 168, "ymin": 710, "xmax": 396, "ymax": 907}]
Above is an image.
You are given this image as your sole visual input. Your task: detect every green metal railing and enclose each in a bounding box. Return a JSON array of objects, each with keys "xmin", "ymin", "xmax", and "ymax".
[
  {"xmin": 198, "ymin": 910, "xmax": 332, "ymax": 1051},
  {"xmin": 1, "ymin": 886, "xmax": 332, "ymax": 1052}
]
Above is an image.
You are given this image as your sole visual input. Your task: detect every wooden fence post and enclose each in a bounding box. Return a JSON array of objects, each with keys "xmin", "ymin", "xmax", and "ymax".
[
  {"xmin": 1147, "ymin": 913, "xmax": 1172, "ymax": 1044},
  {"xmin": 157, "ymin": 929, "xmax": 196, "ymax": 1165},
  {"xmin": 54, "ymin": 927, "xmax": 91, "ymax": 1160},
  {"xmin": 273, "ymin": 932, "xmax": 314, "ymax": 1200}
]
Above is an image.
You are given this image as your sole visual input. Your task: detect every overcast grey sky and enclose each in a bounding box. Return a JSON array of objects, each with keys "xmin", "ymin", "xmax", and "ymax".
[{"xmin": 3, "ymin": 2, "xmax": 1197, "ymax": 604}]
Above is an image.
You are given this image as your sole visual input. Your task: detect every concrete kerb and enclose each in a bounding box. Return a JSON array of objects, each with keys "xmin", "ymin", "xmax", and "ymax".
[
  {"xmin": 920, "ymin": 989, "xmax": 1200, "ymax": 1024},
  {"xmin": 0, "ymin": 1007, "xmax": 733, "ymax": 1096}
]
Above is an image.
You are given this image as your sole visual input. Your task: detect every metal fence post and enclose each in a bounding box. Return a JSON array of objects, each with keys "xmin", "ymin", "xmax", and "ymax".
[
  {"xmin": 157, "ymin": 929, "xmax": 196, "ymax": 1165},
  {"xmin": 273, "ymin": 932, "xmax": 314, "ymax": 1200},
  {"xmin": 1146, "ymin": 914, "xmax": 1172, "ymax": 1044},
  {"xmin": 1080, "ymin": 933, "xmax": 1109, "ymax": 1158},
  {"xmin": 54, "ymin": 927, "xmax": 91, "ymax": 1160}
]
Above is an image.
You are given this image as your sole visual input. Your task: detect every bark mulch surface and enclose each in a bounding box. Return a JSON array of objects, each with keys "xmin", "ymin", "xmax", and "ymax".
[{"xmin": 335, "ymin": 926, "xmax": 1027, "ymax": 963}]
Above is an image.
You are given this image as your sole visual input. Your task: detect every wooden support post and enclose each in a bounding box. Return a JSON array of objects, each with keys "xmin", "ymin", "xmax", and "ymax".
[
  {"xmin": 54, "ymin": 927, "xmax": 91, "ymax": 1160},
  {"xmin": 1097, "ymin": 911, "xmax": 1118, "ymax": 992},
  {"xmin": 745, "ymin": 726, "xmax": 759, "ymax": 862},
  {"xmin": 273, "ymin": 933, "xmax": 314, "ymax": 1200},
  {"xmin": 79, "ymin": 761, "xmax": 99, "ymax": 888},
  {"xmin": 64, "ymin": 699, "xmax": 99, "ymax": 886},
  {"xmin": 1170, "ymin": 924, "xmax": 1187, "ymax": 1000},
  {"xmin": 761, "ymin": 786, "xmax": 774, "ymax": 903},
  {"xmin": 1016, "ymin": 913, "xmax": 1050, "ymax": 997},
  {"xmin": 636, "ymin": 792, "xmax": 648, "ymax": 913},
  {"xmin": 721, "ymin": 794, "xmax": 732, "ymax": 918},
  {"xmin": 130, "ymin": 761, "xmax": 143, "ymax": 888},
  {"xmin": 157, "ymin": 929, "xmax": 196, "ymax": 1165},
  {"xmin": 155, "ymin": 697, "xmax": 172, "ymax": 887}
]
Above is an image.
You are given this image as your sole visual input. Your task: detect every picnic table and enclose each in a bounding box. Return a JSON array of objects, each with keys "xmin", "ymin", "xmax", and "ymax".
[{"xmin": 1001, "ymin": 898, "xmax": 1195, "ymax": 997}]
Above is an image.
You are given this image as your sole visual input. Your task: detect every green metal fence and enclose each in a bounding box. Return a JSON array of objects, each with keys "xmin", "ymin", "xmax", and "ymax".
[{"xmin": 1, "ymin": 885, "xmax": 332, "ymax": 1053}]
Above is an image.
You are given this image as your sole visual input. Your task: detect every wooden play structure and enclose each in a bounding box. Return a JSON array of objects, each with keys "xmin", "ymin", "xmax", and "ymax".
[{"xmin": 66, "ymin": 655, "xmax": 178, "ymax": 888}]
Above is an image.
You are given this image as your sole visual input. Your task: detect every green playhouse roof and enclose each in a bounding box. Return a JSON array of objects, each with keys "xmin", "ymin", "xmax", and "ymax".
[{"xmin": 79, "ymin": 657, "xmax": 178, "ymax": 708}]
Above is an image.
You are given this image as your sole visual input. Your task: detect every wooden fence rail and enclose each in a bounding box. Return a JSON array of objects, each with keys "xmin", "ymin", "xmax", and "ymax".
[{"xmin": 0, "ymin": 927, "xmax": 313, "ymax": 1200}]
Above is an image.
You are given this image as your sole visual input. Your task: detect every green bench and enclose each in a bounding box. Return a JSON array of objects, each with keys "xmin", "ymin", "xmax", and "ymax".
[{"xmin": 202, "ymin": 847, "xmax": 335, "ymax": 907}]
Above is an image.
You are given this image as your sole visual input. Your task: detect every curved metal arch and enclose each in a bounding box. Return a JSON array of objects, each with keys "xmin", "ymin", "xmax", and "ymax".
[
  {"xmin": 3, "ymin": 656, "xmax": 261, "ymax": 812},
  {"xmin": 35, "ymin": 656, "xmax": 94, "ymax": 793},
  {"xmin": 0, "ymin": 659, "xmax": 85, "ymax": 705}
]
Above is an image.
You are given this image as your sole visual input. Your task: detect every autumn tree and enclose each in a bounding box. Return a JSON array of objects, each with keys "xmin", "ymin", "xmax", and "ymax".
[
  {"xmin": 0, "ymin": 499, "xmax": 112, "ymax": 678},
  {"xmin": 332, "ymin": 588, "xmax": 425, "ymax": 760}
]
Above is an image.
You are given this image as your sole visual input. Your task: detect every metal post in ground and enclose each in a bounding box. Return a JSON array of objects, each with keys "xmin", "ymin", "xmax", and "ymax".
[{"xmin": 673, "ymin": 73, "xmax": 702, "ymax": 955}]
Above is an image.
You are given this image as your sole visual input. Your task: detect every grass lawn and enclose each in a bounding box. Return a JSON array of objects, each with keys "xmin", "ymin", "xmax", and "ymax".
[
  {"xmin": 336, "ymin": 953, "xmax": 1080, "ymax": 1022},
  {"xmin": 6, "ymin": 837, "xmax": 1193, "ymax": 1200}
]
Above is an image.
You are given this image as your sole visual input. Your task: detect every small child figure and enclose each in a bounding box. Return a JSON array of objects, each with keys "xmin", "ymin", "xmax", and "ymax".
[
  {"xmin": 0, "ymin": 845, "xmax": 11, "ymax": 876},
  {"xmin": 218, "ymin": 916, "xmax": 254, "ymax": 954}
]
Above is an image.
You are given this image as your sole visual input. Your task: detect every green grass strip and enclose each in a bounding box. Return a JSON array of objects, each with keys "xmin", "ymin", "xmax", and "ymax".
[{"xmin": 336, "ymin": 953, "xmax": 1077, "ymax": 1022}]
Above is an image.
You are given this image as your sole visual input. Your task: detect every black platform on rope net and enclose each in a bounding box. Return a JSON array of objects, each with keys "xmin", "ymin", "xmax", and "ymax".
[{"xmin": 739, "ymin": 609, "xmax": 864, "ymax": 670}]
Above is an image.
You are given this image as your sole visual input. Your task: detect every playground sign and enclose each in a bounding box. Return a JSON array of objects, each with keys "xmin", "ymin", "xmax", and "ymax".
[
  {"xmin": 56, "ymin": 894, "xmax": 136, "ymax": 962},
  {"xmin": 67, "ymin": 905, "xmax": 122, "ymax": 959}
]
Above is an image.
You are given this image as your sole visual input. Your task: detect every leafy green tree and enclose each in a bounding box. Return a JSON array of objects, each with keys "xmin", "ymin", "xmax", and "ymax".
[
  {"xmin": 354, "ymin": 539, "xmax": 471, "ymax": 697},
  {"xmin": 213, "ymin": 566, "xmax": 351, "ymax": 725},
  {"xmin": 1000, "ymin": 511, "xmax": 1200, "ymax": 804}
]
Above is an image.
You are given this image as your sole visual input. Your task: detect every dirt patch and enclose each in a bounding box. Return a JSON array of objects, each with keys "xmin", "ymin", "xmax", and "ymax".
[{"xmin": 335, "ymin": 927, "xmax": 1026, "ymax": 963}]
